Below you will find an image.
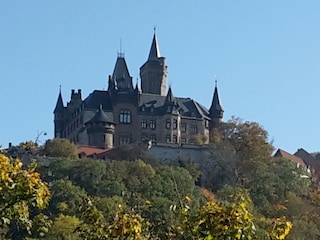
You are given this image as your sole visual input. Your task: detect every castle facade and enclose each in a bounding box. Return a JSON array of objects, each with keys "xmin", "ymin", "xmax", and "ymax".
[{"xmin": 53, "ymin": 33, "xmax": 224, "ymax": 149}]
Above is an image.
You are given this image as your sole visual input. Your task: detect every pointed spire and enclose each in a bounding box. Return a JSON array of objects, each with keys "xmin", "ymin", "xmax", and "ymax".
[
  {"xmin": 54, "ymin": 86, "xmax": 64, "ymax": 113},
  {"xmin": 165, "ymin": 86, "xmax": 175, "ymax": 104},
  {"xmin": 209, "ymin": 80, "xmax": 224, "ymax": 119},
  {"xmin": 148, "ymin": 31, "xmax": 161, "ymax": 60}
]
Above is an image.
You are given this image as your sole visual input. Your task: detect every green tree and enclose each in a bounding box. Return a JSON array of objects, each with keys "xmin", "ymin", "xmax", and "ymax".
[
  {"xmin": 43, "ymin": 138, "xmax": 78, "ymax": 159},
  {"xmin": 49, "ymin": 179, "xmax": 88, "ymax": 217},
  {"xmin": 47, "ymin": 214, "xmax": 82, "ymax": 240}
]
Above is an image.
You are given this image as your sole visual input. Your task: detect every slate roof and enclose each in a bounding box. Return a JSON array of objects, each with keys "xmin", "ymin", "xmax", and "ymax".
[
  {"xmin": 294, "ymin": 148, "xmax": 320, "ymax": 169},
  {"xmin": 138, "ymin": 93, "xmax": 209, "ymax": 119},
  {"xmin": 82, "ymin": 90, "xmax": 210, "ymax": 120},
  {"xmin": 86, "ymin": 105, "xmax": 114, "ymax": 124},
  {"xmin": 274, "ymin": 149, "xmax": 306, "ymax": 166},
  {"xmin": 54, "ymin": 91, "xmax": 64, "ymax": 113},
  {"xmin": 209, "ymin": 85, "xmax": 223, "ymax": 118},
  {"xmin": 83, "ymin": 90, "xmax": 112, "ymax": 110},
  {"xmin": 148, "ymin": 33, "xmax": 161, "ymax": 60}
]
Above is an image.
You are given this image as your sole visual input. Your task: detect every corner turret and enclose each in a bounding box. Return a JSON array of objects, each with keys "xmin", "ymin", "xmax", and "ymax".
[{"xmin": 85, "ymin": 105, "xmax": 115, "ymax": 149}]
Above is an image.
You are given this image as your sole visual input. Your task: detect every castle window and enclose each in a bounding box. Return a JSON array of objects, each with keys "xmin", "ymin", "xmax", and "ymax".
[
  {"xmin": 173, "ymin": 135, "xmax": 177, "ymax": 143},
  {"xmin": 120, "ymin": 110, "xmax": 131, "ymax": 124},
  {"xmin": 181, "ymin": 123, "xmax": 186, "ymax": 133},
  {"xmin": 166, "ymin": 119, "xmax": 171, "ymax": 129},
  {"xmin": 150, "ymin": 120, "xmax": 156, "ymax": 130},
  {"xmin": 191, "ymin": 124, "xmax": 198, "ymax": 134},
  {"xmin": 166, "ymin": 135, "xmax": 171, "ymax": 143},
  {"xmin": 119, "ymin": 135, "xmax": 131, "ymax": 145},
  {"xmin": 141, "ymin": 120, "xmax": 147, "ymax": 129},
  {"xmin": 181, "ymin": 138, "xmax": 186, "ymax": 144},
  {"xmin": 173, "ymin": 120, "xmax": 177, "ymax": 129}
]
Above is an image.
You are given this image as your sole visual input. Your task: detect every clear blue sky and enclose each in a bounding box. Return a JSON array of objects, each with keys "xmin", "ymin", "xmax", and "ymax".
[{"xmin": 1, "ymin": 1, "xmax": 319, "ymax": 154}]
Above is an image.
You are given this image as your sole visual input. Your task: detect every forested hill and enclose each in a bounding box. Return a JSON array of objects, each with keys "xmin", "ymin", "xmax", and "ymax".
[{"xmin": 1, "ymin": 118, "xmax": 320, "ymax": 239}]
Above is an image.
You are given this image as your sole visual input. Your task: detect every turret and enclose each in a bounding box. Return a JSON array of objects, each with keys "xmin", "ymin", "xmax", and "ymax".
[
  {"xmin": 53, "ymin": 87, "xmax": 65, "ymax": 138},
  {"xmin": 209, "ymin": 81, "xmax": 224, "ymax": 129},
  {"xmin": 85, "ymin": 105, "xmax": 115, "ymax": 149},
  {"xmin": 140, "ymin": 31, "xmax": 168, "ymax": 96}
]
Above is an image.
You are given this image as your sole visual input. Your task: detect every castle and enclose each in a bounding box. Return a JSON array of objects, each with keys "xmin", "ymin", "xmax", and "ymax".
[{"xmin": 53, "ymin": 33, "xmax": 224, "ymax": 149}]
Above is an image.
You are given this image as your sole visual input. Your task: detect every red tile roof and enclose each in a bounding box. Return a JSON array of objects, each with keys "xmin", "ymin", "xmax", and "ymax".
[
  {"xmin": 274, "ymin": 149, "xmax": 306, "ymax": 166},
  {"xmin": 77, "ymin": 145, "xmax": 109, "ymax": 157}
]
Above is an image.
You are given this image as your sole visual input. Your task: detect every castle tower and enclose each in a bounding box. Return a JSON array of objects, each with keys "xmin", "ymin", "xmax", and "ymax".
[
  {"xmin": 140, "ymin": 32, "xmax": 168, "ymax": 96},
  {"xmin": 85, "ymin": 105, "xmax": 115, "ymax": 149},
  {"xmin": 209, "ymin": 81, "xmax": 224, "ymax": 129},
  {"xmin": 53, "ymin": 87, "xmax": 65, "ymax": 138}
]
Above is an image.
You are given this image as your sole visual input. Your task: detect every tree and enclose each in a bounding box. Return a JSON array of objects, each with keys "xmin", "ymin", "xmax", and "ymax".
[
  {"xmin": 49, "ymin": 179, "xmax": 88, "ymax": 217},
  {"xmin": 76, "ymin": 198, "xmax": 151, "ymax": 240},
  {"xmin": 47, "ymin": 214, "xmax": 82, "ymax": 240},
  {"xmin": 43, "ymin": 138, "xmax": 78, "ymax": 159},
  {"xmin": 0, "ymin": 153, "xmax": 50, "ymax": 234}
]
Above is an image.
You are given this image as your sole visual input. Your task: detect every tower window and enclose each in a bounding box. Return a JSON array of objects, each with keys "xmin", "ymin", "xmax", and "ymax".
[
  {"xmin": 150, "ymin": 120, "xmax": 156, "ymax": 130},
  {"xmin": 166, "ymin": 119, "xmax": 171, "ymax": 129},
  {"xmin": 120, "ymin": 110, "xmax": 131, "ymax": 124}
]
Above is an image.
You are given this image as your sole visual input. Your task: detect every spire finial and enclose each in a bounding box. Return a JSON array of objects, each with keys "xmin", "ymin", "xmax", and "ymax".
[
  {"xmin": 59, "ymin": 85, "xmax": 61, "ymax": 93},
  {"xmin": 214, "ymin": 75, "xmax": 217, "ymax": 87},
  {"xmin": 153, "ymin": 26, "xmax": 156, "ymax": 34},
  {"xmin": 118, "ymin": 38, "xmax": 124, "ymax": 58}
]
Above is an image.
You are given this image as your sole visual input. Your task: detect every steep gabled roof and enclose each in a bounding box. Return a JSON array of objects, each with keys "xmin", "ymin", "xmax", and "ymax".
[
  {"xmin": 274, "ymin": 149, "xmax": 306, "ymax": 166},
  {"xmin": 112, "ymin": 56, "xmax": 131, "ymax": 81},
  {"xmin": 294, "ymin": 148, "xmax": 320, "ymax": 169},
  {"xmin": 148, "ymin": 33, "xmax": 161, "ymax": 60}
]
